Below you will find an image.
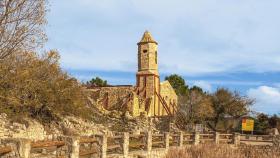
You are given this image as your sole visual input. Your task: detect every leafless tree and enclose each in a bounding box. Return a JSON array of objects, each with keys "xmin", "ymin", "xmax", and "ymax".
[{"xmin": 0, "ymin": 0, "xmax": 47, "ymax": 60}]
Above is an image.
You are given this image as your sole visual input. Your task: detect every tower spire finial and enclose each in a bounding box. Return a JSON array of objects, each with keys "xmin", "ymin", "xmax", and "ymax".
[{"xmin": 138, "ymin": 30, "xmax": 158, "ymax": 45}]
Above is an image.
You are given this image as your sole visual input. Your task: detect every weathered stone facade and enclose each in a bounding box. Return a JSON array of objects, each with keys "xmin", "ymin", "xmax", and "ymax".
[
  {"xmin": 86, "ymin": 86, "xmax": 145, "ymax": 117},
  {"xmin": 136, "ymin": 31, "xmax": 160, "ymax": 117},
  {"xmin": 0, "ymin": 113, "xmax": 111, "ymax": 142},
  {"xmin": 160, "ymin": 81, "xmax": 178, "ymax": 115},
  {"xmin": 0, "ymin": 114, "xmax": 46, "ymax": 140},
  {"xmin": 88, "ymin": 31, "xmax": 178, "ymax": 117}
]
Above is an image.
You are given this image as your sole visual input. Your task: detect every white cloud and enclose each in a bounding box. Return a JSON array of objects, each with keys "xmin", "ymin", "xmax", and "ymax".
[
  {"xmin": 46, "ymin": 0, "xmax": 280, "ymax": 76},
  {"xmin": 192, "ymin": 80, "xmax": 212, "ymax": 92},
  {"xmin": 247, "ymin": 86, "xmax": 280, "ymax": 114}
]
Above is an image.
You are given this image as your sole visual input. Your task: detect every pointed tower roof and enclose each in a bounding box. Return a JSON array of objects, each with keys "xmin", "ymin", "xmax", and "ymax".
[{"xmin": 138, "ymin": 30, "xmax": 158, "ymax": 45}]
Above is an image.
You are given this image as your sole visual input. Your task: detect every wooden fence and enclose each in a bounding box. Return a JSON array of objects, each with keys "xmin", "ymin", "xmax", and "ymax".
[{"xmin": 0, "ymin": 132, "xmax": 277, "ymax": 158}]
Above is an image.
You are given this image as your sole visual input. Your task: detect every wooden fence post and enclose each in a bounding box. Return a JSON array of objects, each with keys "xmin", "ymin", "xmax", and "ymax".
[
  {"xmin": 146, "ymin": 131, "xmax": 152, "ymax": 154},
  {"xmin": 179, "ymin": 132, "xmax": 184, "ymax": 147},
  {"xmin": 123, "ymin": 132, "xmax": 129, "ymax": 158},
  {"xmin": 234, "ymin": 133, "xmax": 240, "ymax": 146},
  {"xmin": 194, "ymin": 132, "xmax": 200, "ymax": 145},
  {"xmin": 273, "ymin": 135, "xmax": 280, "ymax": 147},
  {"xmin": 101, "ymin": 135, "xmax": 107, "ymax": 158},
  {"xmin": 18, "ymin": 139, "xmax": 31, "ymax": 158},
  {"xmin": 215, "ymin": 132, "xmax": 220, "ymax": 145},
  {"xmin": 65, "ymin": 137, "xmax": 80, "ymax": 158},
  {"xmin": 164, "ymin": 132, "xmax": 170, "ymax": 150}
]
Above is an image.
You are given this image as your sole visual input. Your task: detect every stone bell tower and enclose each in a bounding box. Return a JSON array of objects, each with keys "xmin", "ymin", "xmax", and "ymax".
[{"xmin": 136, "ymin": 31, "xmax": 160, "ymax": 116}]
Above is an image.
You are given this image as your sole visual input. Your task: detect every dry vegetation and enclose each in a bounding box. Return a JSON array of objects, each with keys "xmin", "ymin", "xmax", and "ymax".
[
  {"xmin": 0, "ymin": 0, "xmax": 97, "ymax": 123},
  {"xmin": 0, "ymin": 51, "xmax": 93, "ymax": 123},
  {"xmin": 164, "ymin": 144, "xmax": 280, "ymax": 158}
]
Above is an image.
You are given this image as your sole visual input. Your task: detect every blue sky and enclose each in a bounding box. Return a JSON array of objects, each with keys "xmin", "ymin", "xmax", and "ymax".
[{"xmin": 46, "ymin": 0, "xmax": 280, "ymax": 114}]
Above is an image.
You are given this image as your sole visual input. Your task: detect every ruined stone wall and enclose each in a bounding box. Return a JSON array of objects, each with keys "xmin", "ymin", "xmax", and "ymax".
[
  {"xmin": 86, "ymin": 86, "xmax": 134, "ymax": 110},
  {"xmin": 85, "ymin": 81, "xmax": 176, "ymax": 118},
  {"xmin": 0, "ymin": 113, "xmax": 109, "ymax": 142},
  {"xmin": 86, "ymin": 86, "xmax": 146, "ymax": 117},
  {"xmin": 0, "ymin": 114, "xmax": 46, "ymax": 140},
  {"xmin": 160, "ymin": 81, "xmax": 178, "ymax": 115}
]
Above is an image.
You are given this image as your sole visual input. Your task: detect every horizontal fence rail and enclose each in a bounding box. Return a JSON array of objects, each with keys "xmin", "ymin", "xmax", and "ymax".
[
  {"xmin": 79, "ymin": 136, "xmax": 100, "ymax": 157},
  {"xmin": 0, "ymin": 146, "xmax": 12, "ymax": 155},
  {"xmin": 31, "ymin": 140, "xmax": 65, "ymax": 148},
  {"xmin": 0, "ymin": 132, "xmax": 279, "ymax": 158},
  {"xmin": 239, "ymin": 134, "xmax": 274, "ymax": 146}
]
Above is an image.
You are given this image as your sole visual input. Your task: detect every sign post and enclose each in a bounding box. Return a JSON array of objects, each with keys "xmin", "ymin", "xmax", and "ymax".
[{"xmin": 242, "ymin": 118, "xmax": 254, "ymax": 134}]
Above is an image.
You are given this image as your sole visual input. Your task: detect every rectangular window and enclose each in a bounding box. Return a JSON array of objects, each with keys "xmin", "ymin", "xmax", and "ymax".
[{"xmin": 155, "ymin": 51, "xmax": 157, "ymax": 64}]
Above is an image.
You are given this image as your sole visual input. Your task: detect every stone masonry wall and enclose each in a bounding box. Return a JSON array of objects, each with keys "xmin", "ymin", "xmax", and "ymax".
[
  {"xmin": 86, "ymin": 87, "xmax": 146, "ymax": 117},
  {"xmin": 0, "ymin": 113, "xmax": 109, "ymax": 142},
  {"xmin": 160, "ymin": 81, "xmax": 178, "ymax": 115},
  {"xmin": 87, "ymin": 87, "xmax": 134, "ymax": 110},
  {"xmin": 138, "ymin": 43, "xmax": 158, "ymax": 73},
  {"xmin": 0, "ymin": 114, "xmax": 46, "ymax": 140}
]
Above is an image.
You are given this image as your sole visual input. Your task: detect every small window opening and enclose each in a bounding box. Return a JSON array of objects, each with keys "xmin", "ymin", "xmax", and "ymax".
[
  {"xmin": 143, "ymin": 50, "xmax": 148, "ymax": 53},
  {"xmin": 155, "ymin": 51, "xmax": 158, "ymax": 64}
]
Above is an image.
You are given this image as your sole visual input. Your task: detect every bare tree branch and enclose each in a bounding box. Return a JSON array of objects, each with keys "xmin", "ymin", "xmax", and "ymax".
[{"xmin": 0, "ymin": 0, "xmax": 47, "ymax": 60}]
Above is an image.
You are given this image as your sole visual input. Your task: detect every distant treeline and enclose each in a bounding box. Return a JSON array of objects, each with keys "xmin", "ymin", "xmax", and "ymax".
[{"xmin": 165, "ymin": 74, "xmax": 279, "ymax": 133}]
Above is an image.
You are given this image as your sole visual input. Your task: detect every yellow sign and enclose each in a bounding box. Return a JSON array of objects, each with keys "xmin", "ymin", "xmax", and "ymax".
[{"xmin": 242, "ymin": 118, "xmax": 254, "ymax": 131}]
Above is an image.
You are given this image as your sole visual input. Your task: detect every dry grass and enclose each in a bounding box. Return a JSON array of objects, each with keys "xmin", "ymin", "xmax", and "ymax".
[{"xmin": 164, "ymin": 144, "xmax": 280, "ymax": 158}]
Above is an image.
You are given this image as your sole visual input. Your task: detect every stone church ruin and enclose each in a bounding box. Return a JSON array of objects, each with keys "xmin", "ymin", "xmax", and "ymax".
[{"xmin": 87, "ymin": 31, "xmax": 177, "ymax": 117}]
